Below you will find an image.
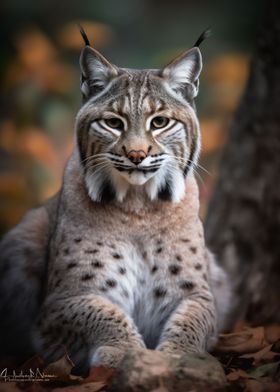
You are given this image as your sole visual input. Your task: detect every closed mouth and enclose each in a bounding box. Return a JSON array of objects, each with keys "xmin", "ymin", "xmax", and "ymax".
[{"xmin": 114, "ymin": 166, "xmax": 160, "ymax": 174}]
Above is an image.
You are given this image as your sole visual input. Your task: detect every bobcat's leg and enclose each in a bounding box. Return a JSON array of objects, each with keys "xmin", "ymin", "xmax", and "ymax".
[
  {"xmin": 35, "ymin": 294, "xmax": 145, "ymax": 369},
  {"xmin": 156, "ymin": 283, "xmax": 217, "ymax": 355},
  {"xmin": 207, "ymin": 250, "xmax": 232, "ymax": 335},
  {"xmin": 0, "ymin": 205, "xmax": 51, "ymax": 360}
]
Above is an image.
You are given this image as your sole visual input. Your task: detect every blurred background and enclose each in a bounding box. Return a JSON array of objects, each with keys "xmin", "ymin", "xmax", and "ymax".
[{"xmin": 0, "ymin": 0, "xmax": 263, "ymax": 235}]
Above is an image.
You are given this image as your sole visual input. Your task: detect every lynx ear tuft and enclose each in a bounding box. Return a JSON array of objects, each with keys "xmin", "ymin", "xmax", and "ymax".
[
  {"xmin": 78, "ymin": 24, "xmax": 91, "ymax": 46},
  {"xmin": 162, "ymin": 47, "xmax": 202, "ymax": 100},
  {"xmin": 193, "ymin": 28, "xmax": 211, "ymax": 48}
]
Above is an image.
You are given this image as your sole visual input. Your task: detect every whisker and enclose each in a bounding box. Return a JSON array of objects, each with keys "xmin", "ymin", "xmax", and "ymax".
[
  {"xmin": 165, "ymin": 153, "xmax": 211, "ymax": 177},
  {"xmin": 80, "ymin": 153, "xmax": 110, "ymax": 165},
  {"xmin": 165, "ymin": 161, "xmax": 207, "ymax": 190}
]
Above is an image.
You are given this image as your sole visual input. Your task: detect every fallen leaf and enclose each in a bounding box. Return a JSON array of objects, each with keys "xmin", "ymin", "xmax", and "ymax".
[
  {"xmin": 244, "ymin": 378, "xmax": 280, "ymax": 392},
  {"xmin": 17, "ymin": 354, "xmax": 46, "ymax": 373},
  {"xmin": 0, "ymin": 382, "xmax": 21, "ymax": 392},
  {"xmin": 249, "ymin": 361, "xmax": 280, "ymax": 378},
  {"xmin": 43, "ymin": 353, "xmax": 82, "ymax": 383},
  {"xmin": 53, "ymin": 381, "xmax": 106, "ymax": 392},
  {"xmin": 265, "ymin": 326, "xmax": 280, "ymax": 344},
  {"xmin": 226, "ymin": 368, "xmax": 253, "ymax": 381},
  {"xmin": 82, "ymin": 367, "xmax": 115, "ymax": 384},
  {"xmin": 216, "ymin": 326, "xmax": 268, "ymax": 354},
  {"xmin": 241, "ymin": 344, "xmax": 280, "ymax": 365}
]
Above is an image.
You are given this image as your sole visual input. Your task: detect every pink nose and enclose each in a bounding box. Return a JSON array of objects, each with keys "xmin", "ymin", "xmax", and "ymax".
[{"xmin": 127, "ymin": 150, "xmax": 147, "ymax": 164}]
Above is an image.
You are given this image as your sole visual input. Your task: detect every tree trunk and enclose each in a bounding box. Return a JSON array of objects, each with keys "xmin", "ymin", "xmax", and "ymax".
[{"xmin": 205, "ymin": 0, "xmax": 280, "ymax": 326}]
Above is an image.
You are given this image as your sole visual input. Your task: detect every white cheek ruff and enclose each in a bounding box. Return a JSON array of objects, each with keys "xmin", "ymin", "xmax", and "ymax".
[
  {"xmin": 84, "ymin": 157, "xmax": 186, "ymax": 204},
  {"xmin": 110, "ymin": 170, "xmax": 130, "ymax": 202},
  {"xmin": 145, "ymin": 159, "xmax": 186, "ymax": 203}
]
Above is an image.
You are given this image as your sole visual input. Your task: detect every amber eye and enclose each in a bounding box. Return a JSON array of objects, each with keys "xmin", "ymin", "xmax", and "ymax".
[
  {"xmin": 105, "ymin": 118, "xmax": 124, "ymax": 130},
  {"xmin": 151, "ymin": 116, "xmax": 169, "ymax": 129}
]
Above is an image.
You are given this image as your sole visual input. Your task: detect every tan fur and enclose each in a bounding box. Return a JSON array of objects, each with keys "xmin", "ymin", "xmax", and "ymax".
[{"xmin": 0, "ymin": 44, "xmax": 231, "ymax": 371}]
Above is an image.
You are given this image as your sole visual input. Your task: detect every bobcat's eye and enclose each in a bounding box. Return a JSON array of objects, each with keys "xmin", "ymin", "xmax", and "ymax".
[
  {"xmin": 151, "ymin": 116, "xmax": 169, "ymax": 129},
  {"xmin": 104, "ymin": 118, "xmax": 124, "ymax": 130}
]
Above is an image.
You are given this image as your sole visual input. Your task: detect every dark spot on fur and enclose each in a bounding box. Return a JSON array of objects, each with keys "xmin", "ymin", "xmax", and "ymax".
[
  {"xmin": 195, "ymin": 263, "xmax": 202, "ymax": 270},
  {"xmin": 122, "ymin": 290, "xmax": 129, "ymax": 298},
  {"xmin": 86, "ymin": 313, "xmax": 91, "ymax": 320},
  {"xmin": 168, "ymin": 264, "xmax": 182, "ymax": 275},
  {"xmin": 100, "ymin": 286, "xmax": 108, "ymax": 292},
  {"xmin": 92, "ymin": 260, "xmax": 104, "ymax": 268},
  {"xmin": 55, "ymin": 249, "xmax": 59, "ymax": 257},
  {"xmin": 156, "ymin": 247, "xmax": 163, "ymax": 254},
  {"xmin": 119, "ymin": 267, "xmax": 126, "ymax": 274},
  {"xmin": 181, "ymin": 238, "xmax": 190, "ymax": 243},
  {"xmin": 151, "ymin": 265, "xmax": 158, "ymax": 274},
  {"xmin": 85, "ymin": 249, "xmax": 99, "ymax": 254},
  {"xmin": 158, "ymin": 176, "xmax": 173, "ymax": 201},
  {"xmin": 96, "ymin": 241, "xmax": 103, "ymax": 246},
  {"xmin": 68, "ymin": 262, "xmax": 77, "ymax": 269},
  {"xmin": 190, "ymin": 246, "xmax": 197, "ymax": 254},
  {"xmin": 180, "ymin": 280, "xmax": 194, "ymax": 290},
  {"xmin": 175, "ymin": 254, "xmax": 182, "ymax": 262},
  {"xmin": 159, "ymin": 304, "xmax": 169, "ymax": 314},
  {"xmin": 106, "ymin": 279, "xmax": 117, "ymax": 288},
  {"xmin": 139, "ymin": 279, "xmax": 145, "ymax": 285},
  {"xmin": 74, "ymin": 238, "xmax": 82, "ymax": 243},
  {"xmin": 142, "ymin": 251, "xmax": 147, "ymax": 259},
  {"xmin": 203, "ymin": 273, "xmax": 208, "ymax": 281},
  {"xmin": 156, "ymin": 239, "xmax": 163, "ymax": 245},
  {"xmin": 199, "ymin": 295, "xmax": 211, "ymax": 302},
  {"xmin": 63, "ymin": 248, "xmax": 69, "ymax": 255},
  {"xmin": 99, "ymin": 180, "xmax": 116, "ymax": 203},
  {"xmin": 111, "ymin": 244, "xmax": 116, "ymax": 249},
  {"xmin": 154, "ymin": 287, "xmax": 167, "ymax": 298},
  {"xmin": 112, "ymin": 253, "xmax": 123, "ymax": 259},
  {"xmin": 82, "ymin": 273, "xmax": 94, "ymax": 281},
  {"xmin": 55, "ymin": 279, "xmax": 62, "ymax": 287}
]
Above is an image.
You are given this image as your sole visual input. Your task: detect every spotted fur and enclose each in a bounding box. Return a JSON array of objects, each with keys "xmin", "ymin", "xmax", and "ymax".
[{"xmin": 0, "ymin": 37, "xmax": 231, "ymax": 371}]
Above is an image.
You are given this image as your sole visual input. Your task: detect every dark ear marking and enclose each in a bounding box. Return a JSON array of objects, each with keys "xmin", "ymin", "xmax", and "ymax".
[
  {"xmin": 193, "ymin": 28, "xmax": 211, "ymax": 48},
  {"xmin": 78, "ymin": 24, "xmax": 91, "ymax": 46}
]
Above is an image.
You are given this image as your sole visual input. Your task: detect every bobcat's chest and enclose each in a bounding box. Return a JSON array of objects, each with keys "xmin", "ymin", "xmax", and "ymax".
[
  {"xmin": 98, "ymin": 240, "xmax": 192, "ymax": 349},
  {"xmin": 52, "ymin": 214, "xmax": 204, "ymax": 349}
]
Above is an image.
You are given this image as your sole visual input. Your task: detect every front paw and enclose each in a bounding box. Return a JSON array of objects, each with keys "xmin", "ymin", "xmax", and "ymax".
[
  {"xmin": 90, "ymin": 341, "xmax": 145, "ymax": 368},
  {"xmin": 90, "ymin": 345, "xmax": 127, "ymax": 368}
]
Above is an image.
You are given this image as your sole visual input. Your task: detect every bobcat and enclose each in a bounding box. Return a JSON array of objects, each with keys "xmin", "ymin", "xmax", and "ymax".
[{"xmin": 0, "ymin": 29, "xmax": 231, "ymax": 372}]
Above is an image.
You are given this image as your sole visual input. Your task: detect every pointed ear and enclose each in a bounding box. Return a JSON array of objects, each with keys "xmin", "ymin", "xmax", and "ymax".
[
  {"xmin": 80, "ymin": 46, "xmax": 118, "ymax": 100},
  {"xmin": 161, "ymin": 47, "xmax": 202, "ymax": 100}
]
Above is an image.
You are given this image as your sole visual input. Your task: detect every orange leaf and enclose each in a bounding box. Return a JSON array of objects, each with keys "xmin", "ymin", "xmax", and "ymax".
[
  {"xmin": 216, "ymin": 326, "xmax": 268, "ymax": 354},
  {"xmin": 82, "ymin": 367, "xmax": 115, "ymax": 384},
  {"xmin": 265, "ymin": 325, "xmax": 280, "ymax": 344}
]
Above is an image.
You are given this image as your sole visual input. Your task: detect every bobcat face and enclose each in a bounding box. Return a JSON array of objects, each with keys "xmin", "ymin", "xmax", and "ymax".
[{"xmin": 76, "ymin": 43, "xmax": 202, "ymax": 203}]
